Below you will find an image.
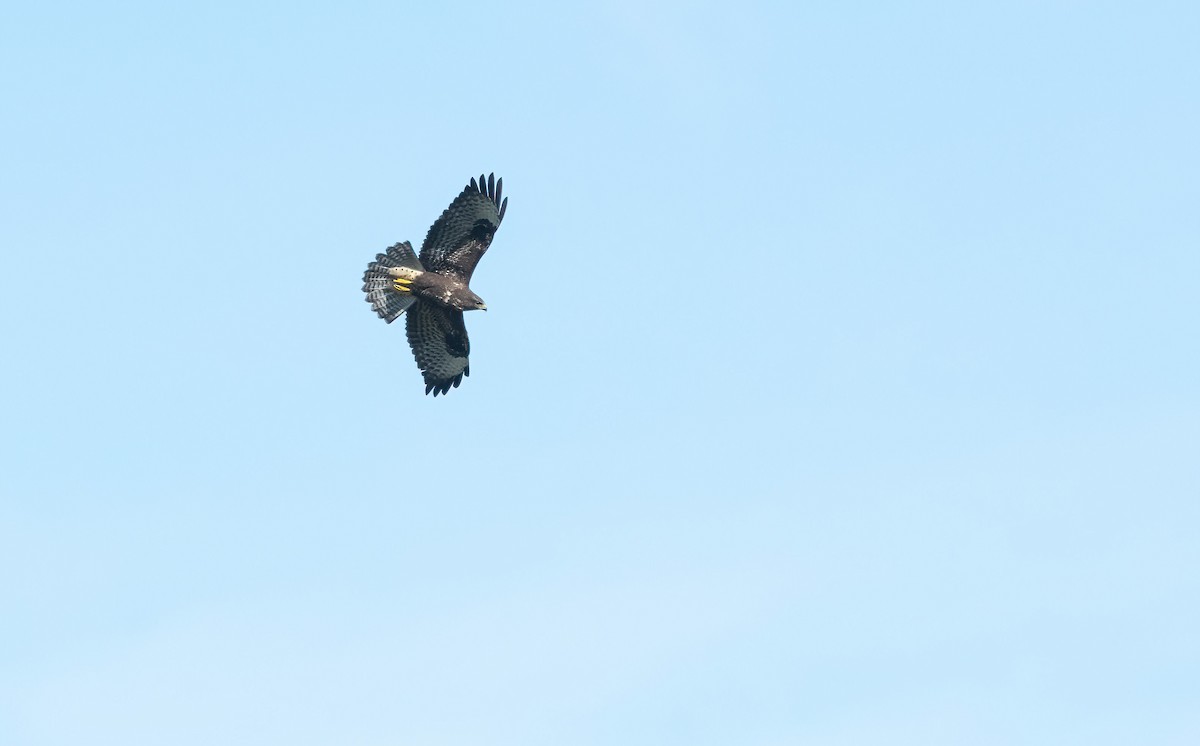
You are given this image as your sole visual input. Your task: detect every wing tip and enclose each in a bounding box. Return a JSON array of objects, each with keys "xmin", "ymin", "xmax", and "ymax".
[
  {"xmin": 465, "ymin": 172, "xmax": 505, "ymax": 217},
  {"xmin": 423, "ymin": 372, "xmax": 464, "ymax": 397}
]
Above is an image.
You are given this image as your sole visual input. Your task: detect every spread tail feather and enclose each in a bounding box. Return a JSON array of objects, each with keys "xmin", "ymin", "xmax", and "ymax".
[{"xmin": 362, "ymin": 241, "xmax": 423, "ymax": 323}]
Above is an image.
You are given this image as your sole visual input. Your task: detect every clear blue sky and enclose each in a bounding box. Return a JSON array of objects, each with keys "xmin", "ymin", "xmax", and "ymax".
[{"xmin": 2, "ymin": 1, "xmax": 1197, "ymax": 744}]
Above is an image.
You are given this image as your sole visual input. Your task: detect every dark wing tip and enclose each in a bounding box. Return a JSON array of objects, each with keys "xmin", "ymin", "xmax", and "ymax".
[
  {"xmin": 467, "ymin": 173, "xmax": 505, "ymax": 217},
  {"xmin": 498, "ymin": 196, "xmax": 508, "ymax": 222},
  {"xmin": 424, "ymin": 375, "xmax": 462, "ymax": 396}
]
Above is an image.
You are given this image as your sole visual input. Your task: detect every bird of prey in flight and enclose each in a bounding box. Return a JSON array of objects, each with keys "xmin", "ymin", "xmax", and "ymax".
[{"xmin": 362, "ymin": 173, "xmax": 508, "ymax": 395}]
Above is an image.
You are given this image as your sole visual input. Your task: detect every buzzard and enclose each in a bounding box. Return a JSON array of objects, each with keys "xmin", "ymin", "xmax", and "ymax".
[{"xmin": 361, "ymin": 173, "xmax": 508, "ymax": 396}]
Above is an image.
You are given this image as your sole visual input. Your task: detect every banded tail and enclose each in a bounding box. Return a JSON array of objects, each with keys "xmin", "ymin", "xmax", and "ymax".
[{"xmin": 363, "ymin": 241, "xmax": 424, "ymax": 323}]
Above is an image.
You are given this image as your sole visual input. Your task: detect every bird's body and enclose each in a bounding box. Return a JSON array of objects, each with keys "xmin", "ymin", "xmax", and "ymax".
[
  {"xmin": 361, "ymin": 174, "xmax": 507, "ymax": 395},
  {"xmin": 386, "ymin": 265, "xmax": 485, "ymax": 310}
]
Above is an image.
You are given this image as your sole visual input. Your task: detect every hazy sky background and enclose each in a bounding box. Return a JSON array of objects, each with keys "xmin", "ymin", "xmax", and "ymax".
[{"xmin": 2, "ymin": 1, "xmax": 1197, "ymax": 744}]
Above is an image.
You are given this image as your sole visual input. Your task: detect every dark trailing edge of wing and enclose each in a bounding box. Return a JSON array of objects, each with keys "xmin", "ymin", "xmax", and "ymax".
[{"xmin": 470, "ymin": 172, "xmax": 508, "ymax": 223}]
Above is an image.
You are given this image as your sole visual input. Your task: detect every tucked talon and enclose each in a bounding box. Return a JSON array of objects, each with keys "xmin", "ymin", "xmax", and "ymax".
[{"xmin": 393, "ymin": 277, "xmax": 414, "ymax": 292}]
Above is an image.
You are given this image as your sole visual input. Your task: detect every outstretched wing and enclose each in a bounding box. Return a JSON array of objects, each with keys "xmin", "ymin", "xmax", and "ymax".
[
  {"xmin": 405, "ymin": 301, "xmax": 470, "ymax": 396},
  {"xmin": 419, "ymin": 173, "xmax": 507, "ymax": 282}
]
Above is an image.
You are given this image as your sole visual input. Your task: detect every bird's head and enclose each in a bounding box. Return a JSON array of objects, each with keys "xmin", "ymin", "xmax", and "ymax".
[{"xmin": 452, "ymin": 287, "xmax": 488, "ymax": 312}]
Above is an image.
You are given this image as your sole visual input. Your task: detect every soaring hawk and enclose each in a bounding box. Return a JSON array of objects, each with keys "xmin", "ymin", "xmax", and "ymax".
[{"xmin": 361, "ymin": 173, "xmax": 508, "ymax": 396}]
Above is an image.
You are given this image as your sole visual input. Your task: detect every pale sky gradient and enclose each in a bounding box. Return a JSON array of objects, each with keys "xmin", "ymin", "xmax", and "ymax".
[{"xmin": 2, "ymin": 2, "xmax": 1198, "ymax": 744}]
